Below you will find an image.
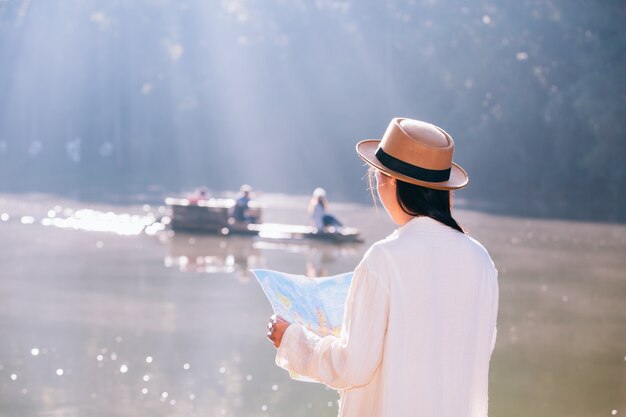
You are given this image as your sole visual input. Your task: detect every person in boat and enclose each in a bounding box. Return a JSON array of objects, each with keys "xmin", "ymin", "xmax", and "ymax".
[
  {"xmin": 267, "ymin": 118, "xmax": 499, "ymax": 417},
  {"xmin": 308, "ymin": 187, "xmax": 343, "ymax": 232},
  {"xmin": 187, "ymin": 187, "xmax": 209, "ymax": 204},
  {"xmin": 233, "ymin": 184, "xmax": 258, "ymax": 223}
]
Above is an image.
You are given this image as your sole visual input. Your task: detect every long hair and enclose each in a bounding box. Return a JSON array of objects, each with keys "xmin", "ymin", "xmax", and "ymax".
[
  {"xmin": 396, "ymin": 180, "xmax": 464, "ymax": 233},
  {"xmin": 308, "ymin": 194, "xmax": 327, "ymax": 213},
  {"xmin": 368, "ymin": 167, "xmax": 464, "ymax": 233}
]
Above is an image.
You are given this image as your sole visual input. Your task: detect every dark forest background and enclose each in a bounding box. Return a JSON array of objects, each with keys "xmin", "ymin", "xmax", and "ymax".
[{"xmin": 0, "ymin": 0, "xmax": 624, "ymax": 221}]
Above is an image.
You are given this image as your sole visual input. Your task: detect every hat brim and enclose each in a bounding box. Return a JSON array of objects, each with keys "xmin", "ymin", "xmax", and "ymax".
[{"xmin": 356, "ymin": 139, "xmax": 468, "ymax": 190}]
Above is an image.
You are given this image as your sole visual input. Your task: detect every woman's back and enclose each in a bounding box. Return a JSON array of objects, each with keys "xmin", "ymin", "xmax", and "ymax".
[
  {"xmin": 340, "ymin": 216, "xmax": 498, "ymax": 417},
  {"xmin": 311, "ymin": 199, "xmax": 325, "ymax": 229}
]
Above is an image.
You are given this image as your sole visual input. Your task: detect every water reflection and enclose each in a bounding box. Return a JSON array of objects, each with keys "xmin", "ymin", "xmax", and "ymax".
[
  {"xmin": 41, "ymin": 209, "xmax": 154, "ymax": 236},
  {"xmin": 164, "ymin": 234, "xmax": 263, "ymax": 278},
  {"xmin": 163, "ymin": 232, "xmax": 361, "ymax": 279},
  {"xmin": 2, "ymin": 194, "xmax": 626, "ymax": 417}
]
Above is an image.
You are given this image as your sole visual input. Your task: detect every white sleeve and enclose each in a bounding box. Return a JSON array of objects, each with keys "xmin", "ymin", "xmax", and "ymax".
[
  {"xmin": 275, "ymin": 256, "xmax": 390, "ymax": 390},
  {"xmin": 490, "ymin": 326, "xmax": 497, "ymax": 354}
]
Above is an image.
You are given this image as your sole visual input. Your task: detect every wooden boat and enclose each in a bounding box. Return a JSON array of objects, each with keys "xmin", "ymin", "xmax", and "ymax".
[
  {"xmin": 165, "ymin": 197, "xmax": 261, "ymax": 235},
  {"xmin": 164, "ymin": 197, "xmax": 363, "ymax": 243},
  {"xmin": 249, "ymin": 223, "xmax": 363, "ymax": 243}
]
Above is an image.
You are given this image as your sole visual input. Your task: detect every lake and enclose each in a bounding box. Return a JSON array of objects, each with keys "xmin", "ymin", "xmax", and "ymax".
[{"xmin": 1, "ymin": 193, "xmax": 625, "ymax": 417}]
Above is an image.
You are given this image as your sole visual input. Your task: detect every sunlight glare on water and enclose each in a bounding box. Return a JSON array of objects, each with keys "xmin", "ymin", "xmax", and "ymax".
[
  {"xmin": 0, "ymin": 194, "xmax": 625, "ymax": 417},
  {"xmin": 20, "ymin": 216, "xmax": 35, "ymax": 224},
  {"xmin": 40, "ymin": 209, "xmax": 154, "ymax": 235}
]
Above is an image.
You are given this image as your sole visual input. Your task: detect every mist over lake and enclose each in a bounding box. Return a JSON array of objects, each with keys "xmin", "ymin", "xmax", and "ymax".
[{"xmin": 0, "ymin": 0, "xmax": 624, "ymax": 220}]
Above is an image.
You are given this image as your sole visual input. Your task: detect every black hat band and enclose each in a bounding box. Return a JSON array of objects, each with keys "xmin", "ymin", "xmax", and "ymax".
[{"xmin": 375, "ymin": 148, "xmax": 451, "ymax": 183}]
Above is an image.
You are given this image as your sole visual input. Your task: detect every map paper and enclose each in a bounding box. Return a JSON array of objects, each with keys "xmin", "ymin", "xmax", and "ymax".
[{"xmin": 252, "ymin": 269, "xmax": 353, "ymax": 338}]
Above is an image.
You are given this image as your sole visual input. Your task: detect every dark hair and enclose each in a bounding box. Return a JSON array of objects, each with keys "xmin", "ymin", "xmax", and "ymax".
[
  {"xmin": 395, "ymin": 180, "xmax": 464, "ymax": 233},
  {"xmin": 367, "ymin": 167, "xmax": 464, "ymax": 233}
]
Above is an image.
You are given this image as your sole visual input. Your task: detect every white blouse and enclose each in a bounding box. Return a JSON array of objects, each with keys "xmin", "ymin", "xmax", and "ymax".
[
  {"xmin": 311, "ymin": 202, "xmax": 326, "ymax": 229},
  {"xmin": 276, "ymin": 216, "xmax": 499, "ymax": 417}
]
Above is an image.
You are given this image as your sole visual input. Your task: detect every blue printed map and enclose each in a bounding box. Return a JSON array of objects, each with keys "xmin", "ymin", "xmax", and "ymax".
[{"xmin": 252, "ymin": 269, "xmax": 353, "ymax": 337}]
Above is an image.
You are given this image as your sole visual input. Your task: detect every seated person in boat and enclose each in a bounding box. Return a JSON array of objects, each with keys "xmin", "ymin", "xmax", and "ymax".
[
  {"xmin": 187, "ymin": 187, "xmax": 209, "ymax": 204},
  {"xmin": 308, "ymin": 187, "xmax": 343, "ymax": 232},
  {"xmin": 233, "ymin": 184, "xmax": 259, "ymax": 223}
]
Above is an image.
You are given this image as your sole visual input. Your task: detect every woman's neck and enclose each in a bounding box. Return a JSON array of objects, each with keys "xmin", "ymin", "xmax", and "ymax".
[{"xmin": 392, "ymin": 212, "xmax": 416, "ymax": 226}]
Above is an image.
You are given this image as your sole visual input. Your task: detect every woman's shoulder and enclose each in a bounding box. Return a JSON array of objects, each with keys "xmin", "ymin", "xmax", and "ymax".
[
  {"xmin": 353, "ymin": 244, "xmax": 393, "ymax": 292},
  {"xmin": 463, "ymin": 234, "xmax": 497, "ymax": 270},
  {"xmin": 355, "ymin": 236, "xmax": 398, "ymax": 280},
  {"xmin": 365, "ymin": 225, "xmax": 496, "ymax": 271}
]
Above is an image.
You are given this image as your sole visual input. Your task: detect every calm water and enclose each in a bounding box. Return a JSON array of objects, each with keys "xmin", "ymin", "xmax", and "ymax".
[{"xmin": 1, "ymin": 193, "xmax": 625, "ymax": 417}]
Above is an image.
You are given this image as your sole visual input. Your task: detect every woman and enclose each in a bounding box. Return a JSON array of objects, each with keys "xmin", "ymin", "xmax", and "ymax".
[
  {"xmin": 308, "ymin": 187, "xmax": 343, "ymax": 231},
  {"xmin": 267, "ymin": 118, "xmax": 499, "ymax": 417}
]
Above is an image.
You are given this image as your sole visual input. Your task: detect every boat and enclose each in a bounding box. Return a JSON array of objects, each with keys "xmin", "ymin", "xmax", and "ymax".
[
  {"xmin": 164, "ymin": 197, "xmax": 363, "ymax": 243},
  {"xmin": 249, "ymin": 223, "xmax": 363, "ymax": 243},
  {"xmin": 164, "ymin": 197, "xmax": 261, "ymax": 235}
]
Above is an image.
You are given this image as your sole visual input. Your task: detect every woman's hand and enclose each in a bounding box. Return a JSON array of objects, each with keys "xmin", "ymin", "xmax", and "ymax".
[{"xmin": 267, "ymin": 314, "xmax": 291, "ymax": 349}]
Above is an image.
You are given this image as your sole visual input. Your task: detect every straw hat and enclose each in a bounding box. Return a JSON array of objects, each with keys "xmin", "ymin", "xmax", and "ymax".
[{"xmin": 356, "ymin": 118, "xmax": 468, "ymax": 190}]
